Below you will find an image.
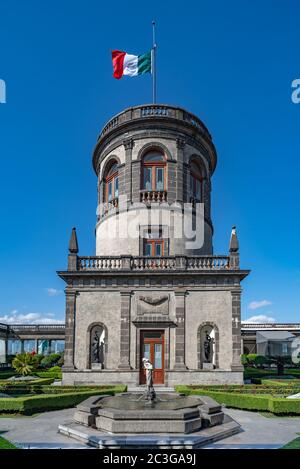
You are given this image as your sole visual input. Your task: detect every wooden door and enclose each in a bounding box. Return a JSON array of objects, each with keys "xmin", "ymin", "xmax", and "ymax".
[{"xmin": 140, "ymin": 330, "xmax": 164, "ymax": 385}]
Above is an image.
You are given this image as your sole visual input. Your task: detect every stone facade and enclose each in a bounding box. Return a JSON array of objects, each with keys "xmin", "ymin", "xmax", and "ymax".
[{"xmin": 58, "ymin": 104, "xmax": 249, "ymax": 386}]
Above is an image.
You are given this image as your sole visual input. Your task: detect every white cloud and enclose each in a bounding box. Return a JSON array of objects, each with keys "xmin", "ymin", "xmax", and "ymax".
[
  {"xmin": 0, "ymin": 310, "xmax": 64, "ymax": 325},
  {"xmin": 242, "ymin": 314, "xmax": 276, "ymax": 324},
  {"xmin": 46, "ymin": 288, "xmax": 63, "ymax": 297},
  {"xmin": 248, "ymin": 300, "xmax": 272, "ymax": 310}
]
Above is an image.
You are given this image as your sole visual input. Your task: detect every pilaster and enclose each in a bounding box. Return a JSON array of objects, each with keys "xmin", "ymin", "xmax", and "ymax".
[
  {"xmin": 231, "ymin": 289, "xmax": 243, "ymax": 371},
  {"xmin": 62, "ymin": 290, "xmax": 77, "ymax": 371},
  {"xmin": 173, "ymin": 290, "xmax": 188, "ymax": 370},
  {"xmin": 118, "ymin": 291, "xmax": 132, "ymax": 370}
]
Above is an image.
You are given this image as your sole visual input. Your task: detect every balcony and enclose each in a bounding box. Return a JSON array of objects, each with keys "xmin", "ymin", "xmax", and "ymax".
[
  {"xmin": 97, "ymin": 197, "xmax": 119, "ymax": 220},
  {"xmin": 77, "ymin": 255, "xmax": 231, "ymax": 272}
]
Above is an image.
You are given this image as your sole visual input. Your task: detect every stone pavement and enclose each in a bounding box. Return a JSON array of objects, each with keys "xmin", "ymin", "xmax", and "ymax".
[
  {"xmin": 1, "ymin": 407, "xmax": 300, "ymax": 449},
  {"xmin": 204, "ymin": 408, "xmax": 300, "ymax": 449}
]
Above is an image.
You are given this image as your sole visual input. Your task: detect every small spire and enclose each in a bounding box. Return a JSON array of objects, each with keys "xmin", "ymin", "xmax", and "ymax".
[
  {"xmin": 69, "ymin": 227, "xmax": 78, "ymax": 254},
  {"xmin": 229, "ymin": 225, "xmax": 239, "ymax": 252}
]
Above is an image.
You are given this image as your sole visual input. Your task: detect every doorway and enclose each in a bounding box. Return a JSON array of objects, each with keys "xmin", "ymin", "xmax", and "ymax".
[{"xmin": 140, "ymin": 330, "xmax": 164, "ymax": 384}]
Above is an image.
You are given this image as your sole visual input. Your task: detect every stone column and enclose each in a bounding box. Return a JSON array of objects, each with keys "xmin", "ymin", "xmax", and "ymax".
[
  {"xmin": 176, "ymin": 138, "xmax": 185, "ymax": 203},
  {"xmin": 123, "ymin": 138, "xmax": 134, "ymax": 203},
  {"xmin": 173, "ymin": 290, "xmax": 188, "ymax": 369},
  {"xmin": 231, "ymin": 289, "xmax": 244, "ymax": 371},
  {"xmin": 118, "ymin": 291, "xmax": 132, "ymax": 370},
  {"xmin": 62, "ymin": 290, "xmax": 76, "ymax": 371}
]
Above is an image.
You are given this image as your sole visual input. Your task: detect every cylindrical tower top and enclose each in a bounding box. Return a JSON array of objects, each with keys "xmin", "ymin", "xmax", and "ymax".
[
  {"xmin": 94, "ymin": 104, "xmax": 217, "ymax": 257},
  {"xmin": 93, "ymin": 104, "xmax": 217, "ymax": 174}
]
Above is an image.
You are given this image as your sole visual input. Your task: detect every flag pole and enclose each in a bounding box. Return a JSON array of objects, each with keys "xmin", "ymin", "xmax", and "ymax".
[{"xmin": 152, "ymin": 21, "xmax": 157, "ymax": 103}]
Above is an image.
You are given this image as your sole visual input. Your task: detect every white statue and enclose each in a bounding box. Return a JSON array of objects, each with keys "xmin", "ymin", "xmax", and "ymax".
[
  {"xmin": 142, "ymin": 357, "xmax": 154, "ymax": 388},
  {"xmin": 142, "ymin": 357, "xmax": 156, "ymax": 401}
]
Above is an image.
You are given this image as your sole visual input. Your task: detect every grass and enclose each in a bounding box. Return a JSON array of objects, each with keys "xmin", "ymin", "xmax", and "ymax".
[
  {"xmin": 0, "ymin": 436, "xmax": 18, "ymax": 449},
  {"xmin": 281, "ymin": 434, "xmax": 300, "ymax": 449}
]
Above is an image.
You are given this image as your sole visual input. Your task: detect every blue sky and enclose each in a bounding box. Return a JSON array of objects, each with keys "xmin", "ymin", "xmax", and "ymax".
[{"xmin": 0, "ymin": 0, "xmax": 299, "ymax": 324}]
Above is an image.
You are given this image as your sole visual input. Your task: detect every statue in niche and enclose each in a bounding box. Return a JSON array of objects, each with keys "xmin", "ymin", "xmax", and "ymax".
[
  {"xmin": 91, "ymin": 326, "xmax": 105, "ymax": 367},
  {"xmin": 203, "ymin": 330, "xmax": 214, "ymax": 363}
]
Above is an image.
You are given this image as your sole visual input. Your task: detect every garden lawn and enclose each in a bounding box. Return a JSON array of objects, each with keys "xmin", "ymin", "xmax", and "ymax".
[
  {"xmin": 0, "ymin": 436, "xmax": 18, "ymax": 449},
  {"xmin": 281, "ymin": 435, "xmax": 300, "ymax": 449}
]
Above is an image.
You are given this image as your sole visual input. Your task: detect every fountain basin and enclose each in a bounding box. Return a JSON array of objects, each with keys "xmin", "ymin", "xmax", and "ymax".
[{"xmin": 74, "ymin": 392, "xmax": 224, "ymax": 434}]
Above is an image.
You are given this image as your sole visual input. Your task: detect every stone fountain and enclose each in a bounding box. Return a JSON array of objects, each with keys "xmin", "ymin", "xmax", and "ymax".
[{"xmin": 59, "ymin": 360, "xmax": 240, "ymax": 448}]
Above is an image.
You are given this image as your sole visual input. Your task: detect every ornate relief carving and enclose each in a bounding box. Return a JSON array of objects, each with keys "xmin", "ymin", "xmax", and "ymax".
[{"xmin": 137, "ymin": 294, "xmax": 169, "ymax": 316}]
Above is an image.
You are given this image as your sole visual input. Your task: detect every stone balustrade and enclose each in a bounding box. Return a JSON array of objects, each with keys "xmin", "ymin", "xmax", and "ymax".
[
  {"xmin": 140, "ymin": 190, "xmax": 167, "ymax": 203},
  {"xmin": 98, "ymin": 104, "xmax": 211, "ymax": 141},
  {"xmin": 8, "ymin": 324, "xmax": 66, "ymax": 331},
  {"xmin": 77, "ymin": 255, "xmax": 230, "ymax": 271}
]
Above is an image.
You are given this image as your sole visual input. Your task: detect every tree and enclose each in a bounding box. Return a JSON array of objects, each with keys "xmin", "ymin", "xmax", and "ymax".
[{"xmin": 12, "ymin": 353, "xmax": 37, "ymax": 376}]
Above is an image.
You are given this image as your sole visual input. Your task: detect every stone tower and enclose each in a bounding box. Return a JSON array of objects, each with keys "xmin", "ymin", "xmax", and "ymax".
[{"xmin": 58, "ymin": 104, "xmax": 249, "ymax": 386}]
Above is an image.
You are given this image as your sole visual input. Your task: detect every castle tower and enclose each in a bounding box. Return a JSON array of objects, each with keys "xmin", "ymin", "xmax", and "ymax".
[{"xmin": 58, "ymin": 104, "xmax": 249, "ymax": 386}]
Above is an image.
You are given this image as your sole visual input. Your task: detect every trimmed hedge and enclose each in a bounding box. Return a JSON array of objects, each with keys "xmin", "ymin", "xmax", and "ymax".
[
  {"xmin": 0, "ymin": 385, "xmax": 126, "ymax": 414},
  {"xmin": 0, "ymin": 378, "xmax": 54, "ymax": 389},
  {"xmin": 0, "ymin": 384, "xmax": 124, "ymax": 395},
  {"xmin": 175, "ymin": 385, "xmax": 300, "ymax": 415},
  {"xmin": 34, "ymin": 371, "xmax": 62, "ymax": 379}
]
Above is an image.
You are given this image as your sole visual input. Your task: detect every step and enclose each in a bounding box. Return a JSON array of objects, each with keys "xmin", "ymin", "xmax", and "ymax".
[{"xmin": 127, "ymin": 386, "xmax": 175, "ymax": 393}]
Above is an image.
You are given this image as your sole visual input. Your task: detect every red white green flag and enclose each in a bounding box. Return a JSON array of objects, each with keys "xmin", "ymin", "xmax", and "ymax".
[{"xmin": 111, "ymin": 50, "xmax": 152, "ymax": 79}]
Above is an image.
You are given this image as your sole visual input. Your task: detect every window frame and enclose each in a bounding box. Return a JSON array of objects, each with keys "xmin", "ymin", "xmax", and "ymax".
[
  {"xmin": 142, "ymin": 151, "xmax": 166, "ymax": 192},
  {"xmin": 104, "ymin": 162, "xmax": 119, "ymax": 202},
  {"xmin": 190, "ymin": 160, "xmax": 203, "ymax": 203},
  {"xmin": 143, "ymin": 238, "xmax": 164, "ymax": 257}
]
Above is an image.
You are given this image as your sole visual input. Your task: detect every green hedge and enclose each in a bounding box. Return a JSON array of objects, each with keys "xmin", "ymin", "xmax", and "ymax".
[
  {"xmin": 0, "ymin": 385, "xmax": 126, "ymax": 414},
  {"xmin": 34, "ymin": 371, "xmax": 62, "ymax": 379},
  {"xmin": 175, "ymin": 385, "xmax": 300, "ymax": 415},
  {"xmin": 176, "ymin": 383, "xmax": 300, "ymax": 396},
  {"xmin": 0, "ymin": 384, "xmax": 124, "ymax": 395},
  {"xmin": 0, "ymin": 371, "xmax": 16, "ymax": 380},
  {"xmin": 0, "ymin": 378, "xmax": 54, "ymax": 389}
]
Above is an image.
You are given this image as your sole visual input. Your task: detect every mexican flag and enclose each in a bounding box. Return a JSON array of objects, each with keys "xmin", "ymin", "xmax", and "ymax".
[{"xmin": 112, "ymin": 50, "xmax": 152, "ymax": 79}]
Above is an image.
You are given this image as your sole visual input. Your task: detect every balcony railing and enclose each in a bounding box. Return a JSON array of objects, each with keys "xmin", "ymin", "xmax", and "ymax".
[
  {"xmin": 140, "ymin": 190, "xmax": 167, "ymax": 203},
  {"xmin": 77, "ymin": 255, "xmax": 230, "ymax": 271},
  {"xmin": 97, "ymin": 198, "xmax": 119, "ymax": 220},
  {"xmin": 98, "ymin": 104, "xmax": 211, "ymax": 140},
  {"xmin": 7, "ymin": 324, "xmax": 66, "ymax": 331}
]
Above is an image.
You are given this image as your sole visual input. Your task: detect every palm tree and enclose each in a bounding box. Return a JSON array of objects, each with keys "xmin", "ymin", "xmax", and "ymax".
[{"xmin": 12, "ymin": 353, "xmax": 35, "ymax": 376}]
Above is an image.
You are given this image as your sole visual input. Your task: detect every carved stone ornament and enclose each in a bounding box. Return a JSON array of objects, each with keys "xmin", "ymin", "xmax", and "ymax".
[{"xmin": 137, "ymin": 295, "xmax": 169, "ymax": 316}]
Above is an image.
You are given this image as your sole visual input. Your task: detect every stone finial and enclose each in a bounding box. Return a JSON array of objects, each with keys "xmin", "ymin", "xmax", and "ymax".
[
  {"xmin": 229, "ymin": 226, "xmax": 239, "ymax": 253},
  {"xmin": 69, "ymin": 227, "xmax": 78, "ymax": 254}
]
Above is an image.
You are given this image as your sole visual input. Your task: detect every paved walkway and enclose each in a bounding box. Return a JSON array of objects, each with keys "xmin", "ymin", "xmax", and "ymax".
[
  {"xmin": 205, "ymin": 408, "xmax": 300, "ymax": 449},
  {"xmin": 1, "ymin": 407, "xmax": 300, "ymax": 449}
]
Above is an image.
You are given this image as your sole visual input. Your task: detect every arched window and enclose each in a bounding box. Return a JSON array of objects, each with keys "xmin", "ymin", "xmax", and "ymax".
[
  {"xmin": 190, "ymin": 160, "xmax": 203, "ymax": 203},
  {"xmin": 104, "ymin": 161, "xmax": 119, "ymax": 203},
  {"xmin": 142, "ymin": 151, "xmax": 166, "ymax": 192}
]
